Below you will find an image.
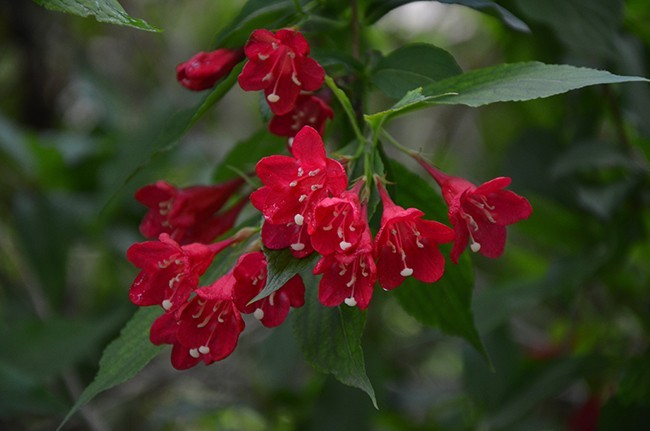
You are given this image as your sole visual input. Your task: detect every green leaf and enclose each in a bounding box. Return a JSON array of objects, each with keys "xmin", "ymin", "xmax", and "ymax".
[
  {"xmin": 370, "ymin": 62, "xmax": 649, "ymax": 121},
  {"xmin": 422, "ymin": 62, "xmax": 650, "ymax": 107},
  {"xmin": 364, "ymin": 0, "xmax": 530, "ymax": 32},
  {"xmin": 249, "ymin": 248, "xmax": 319, "ymax": 304},
  {"xmin": 57, "ymin": 307, "xmax": 163, "ymax": 430},
  {"xmin": 372, "ymin": 43, "xmax": 463, "ymax": 99},
  {"xmin": 214, "ymin": 0, "xmax": 298, "ymax": 47},
  {"xmin": 394, "ymin": 254, "xmax": 487, "ymax": 359},
  {"xmin": 513, "ymin": 0, "xmax": 623, "ymax": 59},
  {"xmin": 212, "ymin": 130, "xmax": 286, "ymax": 183},
  {"xmin": 383, "ymin": 160, "xmax": 488, "ymax": 359},
  {"xmin": 33, "ymin": 0, "xmax": 160, "ymax": 32},
  {"xmin": 292, "ymin": 273, "xmax": 377, "ymax": 407}
]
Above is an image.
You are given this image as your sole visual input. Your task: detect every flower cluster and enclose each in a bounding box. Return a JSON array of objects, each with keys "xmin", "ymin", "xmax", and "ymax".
[
  {"xmin": 129, "ymin": 27, "xmax": 533, "ymax": 369},
  {"xmin": 177, "ymin": 28, "xmax": 333, "ymax": 138}
]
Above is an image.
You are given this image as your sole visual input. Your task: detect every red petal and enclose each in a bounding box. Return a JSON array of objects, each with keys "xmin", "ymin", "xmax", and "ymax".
[
  {"xmin": 296, "ymin": 57, "xmax": 325, "ymax": 91},
  {"xmin": 291, "ymin": 126, "xmax": 326, "ymax": 167}
]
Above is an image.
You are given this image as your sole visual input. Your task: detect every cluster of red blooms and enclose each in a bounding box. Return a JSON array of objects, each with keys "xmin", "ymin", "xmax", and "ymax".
[{"xmin": 129, "ymin": 28, "xmax": 532, "ymax": 369}]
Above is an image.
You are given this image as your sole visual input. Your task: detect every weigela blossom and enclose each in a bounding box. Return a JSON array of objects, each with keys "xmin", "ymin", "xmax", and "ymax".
[
  {"xmin": 313, "ymin": 226, "xmax": 376, "ymax": 309},
  {"xmin": 127, "ymin": 233, "xmax": 235, "ymax": 312},
  {"xmin": 251, "ymin": 126, "xmax": 347, "ymax": 255},
  {"xmin": 308, "ymin": 182, "xmax": 366, "ymax": 255},
  {"xmin": 232, "ymin": 251, "xmax": 305, "ymax": 327},
  {"xmin": 375, "ymin": 180, "xmax": 455, "ymax": 290},
  {"xmin": 149, "ymin": 274, "xmax": 245, "ymax": 370},
  {"xmin": 269, "ymin": 94, "xmax": 333, "ymax": 137},
  {"xmin": 176, "ymin": 48, "xmax": 244, "ymax": 91},
  {"xmin": 136, "ymin": 178, "xmax": 245, "ymax": 244},
  {"xmin": 238, "ymin": 29, "xmax": 325, "ymax": 115},
  {"xmin": 416, "ymin": 156, "xmax": 533, "ymax": 263}
]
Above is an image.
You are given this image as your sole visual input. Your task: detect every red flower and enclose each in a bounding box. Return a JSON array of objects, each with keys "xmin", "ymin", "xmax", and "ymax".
[
  {"xmin": 416, "ymin": 156, "xmax": 533, "ymax": 263},
  {"xmin": 238, "ymin": 29, "xmax": 325, "ymax": 115},
  {"xmin": 251, "ymin": 126, "xmax": 347, "ymax": 254},
  {"xmin": 313, "ymin": 226, "xmax": 376, "ymax": 309},
  {"xmin": 149, "ymin": 274, "xmax": 245, "ymax": 369},
  {"xmin": 231, "ymin": 252, "xmax": 305, "ymax": 327},
  {"xmin": 567, "ymin": 395, "xmax": 601, "ymax": 431},
  {"xmin": 136, "ymin": 178, "xmax": 245, "ymax": 244},
  {"xmin": 127, "ymin": 233, "xmax": 235, "ymax": 311},
  {"xmin": 308, "ymin": 182, "xmax": 366, "ymax": 255},
  {"xmin": 374, "ymin": 181, "xmax": 455, "ymax": 290},
  {"xmin": 269, "ymin": 94, "xmax": 333, "ymax": 137},
  {"xmin": 176, "ymin": 48, "xmax": 244, "ymax": 91}
]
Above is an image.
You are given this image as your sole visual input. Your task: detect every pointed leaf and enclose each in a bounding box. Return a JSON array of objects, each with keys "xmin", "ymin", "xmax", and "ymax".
[
  {"xmin": 249, "ymin": 248, "xmax": 318, "ymax": 304},
  {"xmin": 57, "ymin": 307, "xmax": 163, "ymax": 430},
  {"xmin": 292, "ymin": 273, "xmax": 377, "ymax": 407},
  {"xmin": 33, "ymin": 0, "xmax": 160, "ymax": 32},
  {"xmin": 371, "ymin": 62, "xmax": 649, "ymax": 121}
]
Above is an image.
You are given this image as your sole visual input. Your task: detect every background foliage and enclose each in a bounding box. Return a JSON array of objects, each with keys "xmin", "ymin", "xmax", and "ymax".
[{"xmin": 1, "ymin": 0, "xmax": 649, "ymax": 430}]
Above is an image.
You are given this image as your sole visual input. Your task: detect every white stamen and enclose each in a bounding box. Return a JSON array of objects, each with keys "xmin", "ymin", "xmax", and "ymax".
[
  {"xmin": 346, "ymin": 275, "xmax": 357, "ymax": 287},
  {"xmin": 308, "ymin": 169, "xmax": 320, "ymax": 176},
  {"xmin": 291, "ymin": 243, "xmax": 305, "ymax": 251},
  {"xmin": 349, "ymin": 225, "xmax": 356, "ymax": 231},
  {"xmin": 470, "ymin": 242, "xmax": 481, "ymax": 253},
  {"xmin": 254, "ymin": 308, "xmax": 265, "ymax": 320},
  {"xmin": 294, "ymin": 214, "xmax": 304, "ymax": 226},
  {"xmin": 416, "ymin": 239, "xmax": 424, "ymax": 248},
  {"xmin": 299, "ymin": 194, "xmax": 308, "ymax": 202},
  {"xmin": 338, "ymin": 264, "xmax": 347, "ymax": 276},
  {"xmin": 262, "ymin": 72, "xmax": 273, "ymax": 82},
  {"xmin": 400, "ymin": 267, "xmax": 414, "ymax": 277},
  {"xmin": 189, "ymin": 348, "xmax": 200, "ymax": 358},
  {"xmin": 291, "ymin": 72, "xmax": 301, "ymax": 86},
  {"xmin": 310, "ymin": 184, "xmax": 322, "ymax": 191},
  {"xmin": 297, "ymin": 167, "xmax": 304, "ymax": 176},
  {"xmin": 344, "ymin": 297, "xmax": 357, "ymax": 307},
  {"xmin": 267, "ymin": 93, "xmax": 280, "ymax": 103},
  {"xmin": 272, "ymin": 42, "xmax": 278, "ymax": 50},
  {"xmin": 162, "ymin": 300, "xmax": 173, "ymax": 310},
  {"xmin": 258, "ymin": 53, "xmax": 269, "ymax": 61},
  {"xmin": 269, "ymin": 292, "xmax": 276, "ymax": 306},
  {"xmin": 340, "ymin": 241, "xmax": 352, "ymax": 251},
  {"xmin": 199, "ymin": 345, "xmax": 210, "ymax": 354},
  {"xmin": 289, "ymin": 180, "xmax": 298, "ymax": 187},
  {"xmin": 322, "ymin": 224, "xmax": 333, "ymax": 231}
]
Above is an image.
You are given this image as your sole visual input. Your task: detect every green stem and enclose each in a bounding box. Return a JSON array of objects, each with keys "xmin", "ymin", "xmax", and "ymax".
[
  {"xmin": 325, "ymin": 75, "xmax": 365, "ymax": 145},
  {"xmin": 381, "ymin": 129, "xmax": 417, "ymax": 157}
]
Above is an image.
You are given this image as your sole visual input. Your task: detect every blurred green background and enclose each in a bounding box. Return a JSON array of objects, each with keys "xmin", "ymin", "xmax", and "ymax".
[{"xmin": 1, "ymin": 0, "xmax": 649, "ymax": 430}]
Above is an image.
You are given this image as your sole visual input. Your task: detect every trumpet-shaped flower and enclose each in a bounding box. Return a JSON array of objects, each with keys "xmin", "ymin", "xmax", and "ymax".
[
  {"xmin": 415, "ymin": 156, "xmax": 532, "ymax": 263},
  {"xmin": 238, "ymin": 29, "xmax": 325, "ymax": 115},
  {"xmin": 176, "ymin": 48, "xmax": 244, "ymax": 91},
  {"xmin": 149, "ymin": 274, "xmax": 244, "ymax": 369},
  {"xmin": 127, "ymin": 233, "xmax": 235, "ymax": 312},
  {"xmin": 374, "ymin": 181, "xmax": 455, "ymax": 290}
]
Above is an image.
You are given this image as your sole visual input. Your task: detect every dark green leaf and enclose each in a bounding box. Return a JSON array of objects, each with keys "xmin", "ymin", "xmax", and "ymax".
[
  {"xmin": 214, "ymin": 0, "xmax": 298, "ymax": 47},
  {"xmin": 372, "ymin": 43, "xmax": 462, "ymax": 99},
  {"xmin": 421, "ymin": 62, "xmax": 650, "ymax": 107},
  {"xmin": 369, "ymin": 62, "xmax": 649, "ymax": 122},
  {"xmin": 57, "ymin": 307, "xmax": 163, "ymax": 430},
  {"xmin": 513, "ymin": 0, "xmax": 623, "ymax": 59},
  {"xmin": 383, "ymin": 160, "xmax": 487, "ymax": 359},
  {"xmin": 292, "ymin": 273, "xmax": 377, "ymax": 407},
  {"xmin": 33, "ymin": 0, "xmax": 160, "ymax": 32},
  {"xmin": 364, "ymin": 0, "xmax": 530, "ymax": 32},
  {"xmin": 250, "ymin": 248, "xmax": 319, "ymax": 304},
  {"xmin": 0, "ymin": 312, "xmax": 127, "ymax": 382},
  {"xmin": 212, "ymin": 130, "xmax": 286, "ymax": 183}
]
